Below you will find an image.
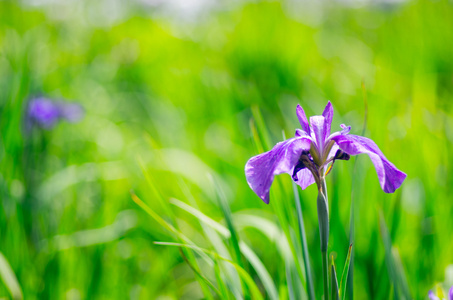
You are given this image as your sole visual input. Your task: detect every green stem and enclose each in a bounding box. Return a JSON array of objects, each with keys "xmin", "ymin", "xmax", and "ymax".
[
  {"xmin": 321, "ymin": 179, "xmax": 328, "ymax": 203},
  {"xmin": 322, "ymin": 251, "xmax": 329, "ymax": 300},
  {"xmin": 317, "ymin": 177, "xmax": 329, "ymax": 300}
]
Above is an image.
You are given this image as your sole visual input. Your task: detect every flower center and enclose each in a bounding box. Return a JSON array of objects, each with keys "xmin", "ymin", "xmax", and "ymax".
[{"xmin": 293, "ymin": 144, "xmax": 350, "ymax": 188}]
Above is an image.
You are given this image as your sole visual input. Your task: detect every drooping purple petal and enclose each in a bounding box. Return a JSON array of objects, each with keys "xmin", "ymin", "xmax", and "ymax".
[
  {"xmin": 322, "ymin": 101, "xmax": 333, "ymax": 136},
  {"xmin": 296, "ymin": 104, "xmax": 311, "ymax": 135},
  {"xmin": 245, "ymin": 137, "xmax": 311, "ymax": 203},
  {"xmin": 449, "ymin": 285, "xmax": 453, "ymax": 300},
  {"xmin": 332, "ymin": 134, "xmax": 406, "ymax": 193},
  {"xmin": 310, "ymin": 115, "xmax": 327, "ymax": 151},
  {"xmin": 294, "ymin": 168, "xmax": 316, "ymax": 190}
]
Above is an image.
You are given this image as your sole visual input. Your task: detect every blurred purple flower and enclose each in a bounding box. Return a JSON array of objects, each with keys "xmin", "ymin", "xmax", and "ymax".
[
  {"xmin": 245, "ymin": 101, "xmax": 406, "ymax": 203},
  {"xmin": 27, "ymin": 97, "xmax": 84, "ymax": 130},
  {"xmin": 428, "ymin": 286, "xmax": 453, "ymax": 300},
  {"xmin": 429, "ymin": 290, "xmax": 440, "ymax": 300}
]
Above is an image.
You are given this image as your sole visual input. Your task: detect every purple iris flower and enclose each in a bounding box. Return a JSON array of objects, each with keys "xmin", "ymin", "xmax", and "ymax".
[
  {"xmin": 27, "ymin": 97, "xmax": 84, "ymax": 130},
  {"xmin": 245, "ymin": 101, "xmax": 406, "ymax": 203}
]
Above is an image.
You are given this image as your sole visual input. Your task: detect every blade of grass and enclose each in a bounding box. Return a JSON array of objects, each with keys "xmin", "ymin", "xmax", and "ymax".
[
  {"xmin": 137, "ymin": 156, "xmax": 175, "ymax": 220},
  {"xmin": 240, "ymin": 243, "xmax": 279, "ymax": 300},
  {"xmin": 209, "ymin": 174, "xmax": 243, "ymax": 268},
  {"xmin": 339, "ymin": 244, "xmax": 353, "ymax": 300},
  {"xmin": 131, "ymin": 191, "xmax": 212, "ymax": 264},
  {"xmin": 286, "ymin": 259, "xmax": 296, "ymax": 300},
  {"xmin": 214, "ymin": 259, "xmax": 231, "ymax": 300},
  {"xmin": 208, "ymin": 174, "xmax": 249, "ymax": 298},
  {"xmin": 131, "ymin": 192, "xmax": 214, "ymax": 299},
  {"xmin": 250, "ymin": 118, "xmax": 265, "ymax": 154},
  {"xmin": 170, "ymin": 198, "xmax": 279, "ymax": 300},
  {"xmin": 392, "ymin": 248, "xmax": 411, "ymax": 300},
  {"xmin": 347, "ymin": 82, "xmax": 368, "ymax": 300},
  {"xmin": 292, "ymin": 181, "xmax": 315, "ymax": 300},
  {"xmin": 173, "ymin": 178, "xmax": 242, "ymax": 297},
  {"xmin": 331, "ymin": 259, "xmax": 340, "ymax": 300},
  {"xmin": 379, "ymin": 210, "xmax": 398, "ymax": 299},
  {"xmin": 179, "ymin": 248, "xmax": 221, "ymax": 297},
  {"xmin": 170, "ymin": 198, "xmax": 230, "ymax": 236},
  {"xmin": 251, "ymin": 105, "xmax": 272, "ymax": 150},
  {"xmin": 0, "ymin": 252, "xmax": 23, "ymax": 300},
  {"xmin": 135, "ymin": 162, "xmax": 215, "ymax": 299},
  {"xmin": 155, "ymin": 242, "xmax": 264, "ymax": 300},
  {"xmin": 232, "ymin": 213, "xmax": 291, "ymax": 259},
  {"xmin": 270, "ymin": 184, "xmax": 306, "ymax": 289},
  {"xmin": 379, "ymin": 210, "xmax": 411, "ymax": 300},
  {"xmin": 202, "ymin": 225, "xmax": 242, "ymax": 298}
]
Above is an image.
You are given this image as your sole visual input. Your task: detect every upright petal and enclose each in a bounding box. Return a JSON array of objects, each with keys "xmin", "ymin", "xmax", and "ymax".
[
  {"xmin": 309, "ymin": 115, "xmax": 327, "ymax": 151},
  {"xmin": 332, "ymin": 134, "xmax": 406, "ymax": 193},
  {"xmin": 245, "ymin": 137, "xmax": 311, "ymax": 203},
  {"xmin": 322, "ymin": 101, "xmax": 334, "ymax": 136},
  {"xmin": 296, "ymin": 104, "xmax": 311, "ymax": 135}
]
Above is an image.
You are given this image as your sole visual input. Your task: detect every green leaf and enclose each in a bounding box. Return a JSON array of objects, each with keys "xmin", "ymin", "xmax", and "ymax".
[
  {"xmin": 170, "ymin": 198, "xmax": 279, "ymax": 300},
  {"xmin": 339, "ymin": 244, "xmax": 353, "ymax": 300},
  {"xmin": 346, "ymin": 82, "xmax": 368, "ymax": 300},
  {"xmin": 292, "ymin": 181, "xmax": 315, "ymax": 300},
  {"xmin": 251, "ymin": 105, "xmax": 272, "ymax": 150},
  {"xmin": 214, "ymin": 259, "xmax": 231, "ymax": 300},
  {"xmin": 155, "ymin": 242, "xmax": 264, "ymax": 300},
  {"xmin": 131, "ymin": 192, "xmax": 215, "ymax": 299},
  {"xmin": 0, "ymin": 252, "xmax": 23, "ymax": 300},
  {"xmin": 131, "ymin": 191, "xmax": 212, "ymax": 264},
  {"xmin": 378, "ymin": 211, "xmax": 412, "ymax": 300},
  {"xmin": 331, "ymin": 258, "xmax": 340, "ymax": 300},
  {"xmin": 209, "ymin": 174, "xmax": 243, "ymax": 268},
  {"xmin": 178, "ymin": 248, "xmax": 222, "ymax": 297}
]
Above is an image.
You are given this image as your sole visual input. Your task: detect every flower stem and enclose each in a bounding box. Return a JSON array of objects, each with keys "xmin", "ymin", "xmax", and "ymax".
[
  {"xmin": 322, "ymin": 250, "xmax": 329, "ymax": 300},
  {"xmin": 317, "ymin": 177, "xmax": 329, "ymax": 300}
]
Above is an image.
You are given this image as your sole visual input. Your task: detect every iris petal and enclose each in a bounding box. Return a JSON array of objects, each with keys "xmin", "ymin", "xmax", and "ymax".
[
  {"xmin": 322, "ymin": 101, "xmax": 334, "ymax": 137},
  {"xmin": 332, "ymin": 134, "xmax": 406, "ymax": 193},
  {"xmin": 294, "ymin": 168, "xmax": 316, "ymax": 190},
  {"xmin": 296, "ymin": 104, "xmax": 311, "ymax": 136},
  {"xmin": 309, "ymin": 115, "xmax": 327, "ymax": 151},
  {"xmin": 340, "ymin": 124, "xmax": 351, "ymax": 135},
  {"xmin": 245, "ymin": 137, "xmax": 311, "ymax": 203}
]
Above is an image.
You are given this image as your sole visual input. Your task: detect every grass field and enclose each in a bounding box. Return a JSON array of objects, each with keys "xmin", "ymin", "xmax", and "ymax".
[{"xmin": 1, "ymin": 0, "xmax": 453, "ymax": 299}]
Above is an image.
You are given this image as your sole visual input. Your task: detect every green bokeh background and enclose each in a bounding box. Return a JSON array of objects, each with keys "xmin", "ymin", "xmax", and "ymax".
[{"xmin": 1, "ymin": 0, "xmax": 452, "ymax": 299}]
